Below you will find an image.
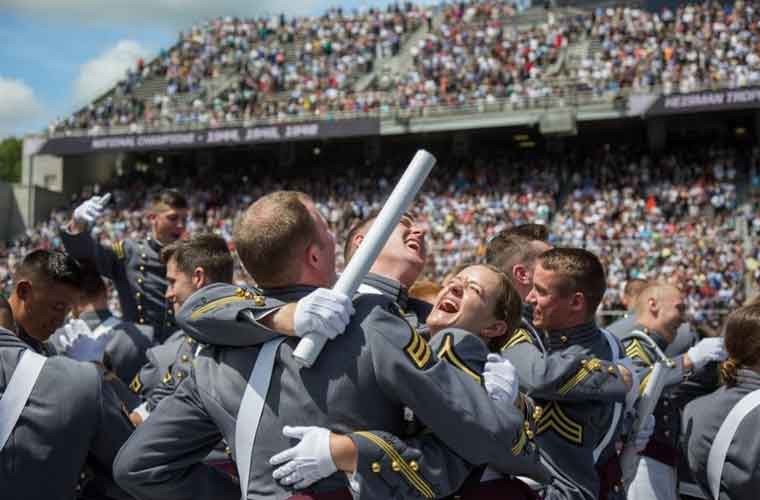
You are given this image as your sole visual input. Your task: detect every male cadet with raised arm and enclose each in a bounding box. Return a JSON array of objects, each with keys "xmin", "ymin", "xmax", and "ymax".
[
  {"xmin": 0, "ymin": 250, "xmax": 134, "ymax": 499},
  {"xmin": 619, "ymin": 283, "xmax": 726, "ymax": 500},
  {"xmin": 128, "ymin": 233, "xmax": 235, "ymax": 426},
  {"xmin": 115, "ymin": 190, "xmax": 532, "ymax": 500},
  {"xmin": 62, "ymin": 189, "xmax": 189, "ymax": 342},
  {"xmin": 49, "ymin": 264, "xmax": 153, "ymax": 386}
]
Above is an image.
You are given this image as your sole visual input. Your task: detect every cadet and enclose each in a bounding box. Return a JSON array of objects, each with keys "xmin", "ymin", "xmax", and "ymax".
[
  {"xmin": 129, "ymin": 233, "xmax": 235, "ymax": 426},
  {"xmin": 620, "ymin": 283, "xmax": 726, "ymax": 500},
  {"xmin": 486, "ymin": 228, "xmax": 552, "ymax": 351},
  {"xmin": 682, "ymin": 303, "xmax": 760, "ymax": 500},
  {"xmin": 115, "ymin": 190, "xmax": 530, "ymax": 500},
  {"xmin": 0, "ymin": 250, "xmax": 134, "ymax": 499},
  {"xmin": 507, "ymin": 248, "xmax": 632, "ymax": 500},
  {"xmin": 269, "ymin": 264, "xmax": 560, "ymax": 499},
  {"xmin": 61, "ymin": 189, "xmax": 189, "ymax": 342},
  {"xmin": 49, "ymin": 263, "xmax": 154, "ymax": 385},
  {"xmin": 605, "ymin": 278, "xmax": 649, "ymax": 337}
]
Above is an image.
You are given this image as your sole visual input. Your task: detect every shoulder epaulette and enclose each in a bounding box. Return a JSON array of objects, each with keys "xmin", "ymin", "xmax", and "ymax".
[
  {"xmin": 501, "ymin": 328, "xmax": 534, "ymax": 352},
  {"xmin": 435, "ymin": 333, "xmax": 481, "ymax": 384}
]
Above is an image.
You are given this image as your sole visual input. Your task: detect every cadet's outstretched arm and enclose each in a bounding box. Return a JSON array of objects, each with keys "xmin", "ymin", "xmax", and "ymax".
[
  {"xmin": 60, "ymin": 228, "xmax": 126, "ymax": 281},
  {"xmin": 113, "ymin": 374, "xmax": 238, "ymax": 500},
  {"xmin": 502, "ymin": 341, "xmax": 628, "ymax": 402}
]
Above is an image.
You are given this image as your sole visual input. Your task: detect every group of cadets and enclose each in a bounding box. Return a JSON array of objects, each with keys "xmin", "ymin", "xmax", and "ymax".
[{"xmin": 0, "ymin": 187, "xmax": 758, "ymax": 500}]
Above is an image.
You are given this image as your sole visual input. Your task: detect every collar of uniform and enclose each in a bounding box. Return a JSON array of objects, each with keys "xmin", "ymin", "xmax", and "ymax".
[
  {"xmin": 146, "ymin": 237, "xmax": 163, "ymax": 253},
  {"xmin": 360, "ymin": 273, "xmax": 408, "ymax": 309},
  {"xmin": 17, "ymin": 327, "xmax": 49, "ymax": 355},
  {"xmin": 79, "ymin": 309, "xmax": 113, "ymax": 328},
  {"xmin": 735, "ymin": 369, "xmax": 760, "ymax": 390},
  {"xmin": 260, "ymin": 285, "xmax": 318, "ymax": 303},
  {"xmin": 546, "ymin": 321, "xmax": 599, "ymax": 351},
  {"xmin": 0, "ymin": 326, "xmax": 25, "ymax": 348},
  {"xmin": 634, "ymin": 324, "xmax": 669, "ymax": 351}
]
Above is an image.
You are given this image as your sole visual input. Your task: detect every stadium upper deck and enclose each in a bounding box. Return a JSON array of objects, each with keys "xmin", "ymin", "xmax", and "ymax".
[{"xmin": 44, "ymin": 0, "xmax": 760, "ymax": 138}]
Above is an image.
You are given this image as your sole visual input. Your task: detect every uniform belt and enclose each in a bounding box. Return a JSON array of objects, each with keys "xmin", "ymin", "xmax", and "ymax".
[
  {"xmin": 642, "ymin": 439, "xmax": 679, "ymax": 468},
  {"xmin": 288, "ymin": 488, "xmax": 353, "ymax": 500},
  {"xmin": 596, "ymin": 454, "xmax": 624, "ymax": 500},
  {"xmin": 447, "ymin": 478, "xmax": 539, "ymax": 500}
]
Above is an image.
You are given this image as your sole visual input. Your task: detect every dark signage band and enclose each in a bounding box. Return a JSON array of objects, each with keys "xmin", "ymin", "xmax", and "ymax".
[
  {"xmin": 38, "ymin": 118, "xmax": 380, "ymax": 156},
  {"xmin": 647, "ymin": 87, "xmax": 760, "ymax": 116}
]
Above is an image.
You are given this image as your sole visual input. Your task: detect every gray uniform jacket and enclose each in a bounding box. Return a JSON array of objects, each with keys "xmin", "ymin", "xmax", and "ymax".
[
  {"xmin": 114, "ymin": 282, "xmax": 529, "ymax": 500},
  {"xmin": 129, "ymin": 329, "xmax": 197, "ymax": 412},
  {"xmin": 682, "ymin": 369, "xmax": 760, "ymax": 500},
  {"xmin": 348, "ymin": 328, "xmax": 549, "ymax": 499},
  {"xmin": 60, "ymin": 231, "xmax": 175, "ymax": 342},
  {"xmin": 503, "ymin": 323, "xmax": 627, "ymax": 500},
  {"xmin": 0, "ymin": 327, "xmax": 134, "ymax": 500},
  {"xmin": 48, "ymin": 310, "xmax": 154, "ymax": 386}
]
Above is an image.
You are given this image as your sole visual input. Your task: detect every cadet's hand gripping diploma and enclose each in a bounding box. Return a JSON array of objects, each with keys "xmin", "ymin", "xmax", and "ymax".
[{"xmin": 293, "ymin": 149, "xmax": 437, "ymax": 367}]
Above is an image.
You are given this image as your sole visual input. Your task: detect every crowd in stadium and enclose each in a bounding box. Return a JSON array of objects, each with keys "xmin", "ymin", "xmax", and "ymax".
[{"xmin": 2, "ymin": 144, "xmax": 756, "ymax": 325}]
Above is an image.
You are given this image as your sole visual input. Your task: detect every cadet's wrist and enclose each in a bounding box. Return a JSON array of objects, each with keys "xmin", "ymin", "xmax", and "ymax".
[
  {"xmin": 682, "ymin": 353, "xmax": 694, "ymax": 373},
  {"xmin": 68, "ymin": 219, "xmax": 87, "ymax": 235},
  {"xmin": 330, "ymin": 433, "xmax": 357, "ymax": 473}
]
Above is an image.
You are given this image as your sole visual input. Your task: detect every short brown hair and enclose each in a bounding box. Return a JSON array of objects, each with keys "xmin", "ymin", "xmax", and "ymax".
[
  {"xmin": 344, "ymin": 215, "xmax": 376, "ymax": 263},
  {"xmin": 721, "ymin": 303, "xmax": 760, "ymax": 386},
  {"xmin": 161, "ymin": 233, "xmax": 233, "ymax": 284},
  {"xmin": 150, "ymin": 189, "xmax": 188, "ymax": 212},
  {"xmin": 486, "ymin": 232, "xmax": 543, "ymax": 279},
  {"xmin": 408, "ymin": 279, "xmax": 441, "ymax": 303},
  {"xmin": 503, "ymin": 223, "xmax": 549, "ymax": 242},
  {"xmin": 480, "ymin": 264, "xmax": 523, "ymax": 352},
  {"xmin": 538, "ymin": 248, "xmax": 606, "ymax": 318},
  {"xmin": 234, "ymin": 191, "xmax": 319, "ymax": 287},
  {"xmin": 624, "ymin": 279, "xmax": 649, "ymax": 302}
]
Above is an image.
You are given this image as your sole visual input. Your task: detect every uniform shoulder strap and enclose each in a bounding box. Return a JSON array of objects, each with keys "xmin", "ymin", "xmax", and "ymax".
[
  {"xmin": 234, "ymin": 337, "xmax": 287, "ymax": 499},
  {"xmin": 594, "ymin": 329, "xmax": 623, "ymax": 463},
  {"xmin": 91, "ymin": 315, "xmax": 120, "ymax": 338},
  {"xmin": 0, "ymin": 349, "xmax": 47, "ymax": 450},
  {"xmin": 706, "ymin": 388, "xmax": 760, "ymax": 500}
]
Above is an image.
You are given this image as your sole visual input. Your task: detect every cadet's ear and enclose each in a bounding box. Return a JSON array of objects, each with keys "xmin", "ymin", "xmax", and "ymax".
[
  {"xmin": 480, "ymin": 320, "xmax": 508, "ymax": 339},
  {"xmin": 569, "ymin": 291, "xmax": 586, "ymax": 314},
  {"xmin": 192, "ymin": 266, "xmax": 207, "ymax": 289},
  {"xmin": 352, "ymin": 233, "xmax": 365, "ymax": 253},
  {"xmin": 512, "ymin": 264, "xmax": 529, "ymax": 286},
  {"xmin": 648, "ymin": 297, "xmax": 658, "ymax": 315},
  {"xmin": 14, "ymin": 281, "xmax": 32, "ymax": 302}
]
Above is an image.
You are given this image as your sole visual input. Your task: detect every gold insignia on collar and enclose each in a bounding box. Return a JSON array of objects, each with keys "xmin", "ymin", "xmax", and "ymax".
[{"xmin": 436, "ymin": 334, "xmax": 481, "ymax": 383}]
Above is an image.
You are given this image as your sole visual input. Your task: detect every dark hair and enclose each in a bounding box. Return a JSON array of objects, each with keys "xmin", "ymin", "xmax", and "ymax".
[
  {"xmin": 13, "ymin": 250, "xmax": 82, "ymax": 289},
  {"xmin": 486, "ymin": 232, "xmax": 543, "ymax": 279},
  {"xmin": 150, "ymin": 189, "xmax": 188, "ymax": 211},
  {"xmin": 538, "ymin": 247, "xmax": 606, "ymax": 318},
  {"xmin": 344, "ymin": 215, "xmax": 376, "ymax": 263},
  {"xmin": 233, "ymin": 191, "xmax": 319, "ymax": 287},
  {"xmin": 480, "ymin": 264, "xmax": 523, "ymax": 352},
  {"xmin": 503, "ymin": 223, "xmax": 550, "ymax": 242},
  {"xmin": 78, "ymin": 262, "xmax": 107, "ymax": 299},
  {"xmin": 721, "ymin": 303, "xmax": 760, "ymax": 386},
  {"xmin": 0, "ymin": 295, "xmax": 14, "ymax": 331},
  {"xmin": 161, "ymin": 233, "xmax": 233, "ymax": 284}
]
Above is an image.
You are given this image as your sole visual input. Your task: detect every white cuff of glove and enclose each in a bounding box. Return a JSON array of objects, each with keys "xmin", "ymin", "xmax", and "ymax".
[{"xmin": 294, "ymin": 288, "xmax": 354, "ymax": 340}]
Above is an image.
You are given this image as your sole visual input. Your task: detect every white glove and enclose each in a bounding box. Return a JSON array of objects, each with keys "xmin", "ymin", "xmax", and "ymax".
[
  {"xmin": 483, "ymin": 353, "xmax": 519, "ymax": 404},
  {"xmin": 270, "ymin": 426, "xmax": 337, "ymax": 490},
  {"xmin": 294, "ymin": 288, "xmax": 354, "ymax": 340},
  {"xmin": 632, "ymin": 414, "xmax": 655, "ymax": 452},
  {"xmin": 65, "ymin": 333, "xmax": 112, "ymax": 363},
  {"xmin": 687, "ymin": 337, "xmax": 727, "ymax": 371},
  {"xmin": 73, "ymin": 193, "xmax": 111, "ymax": 227},
  {"xmin": 618, "ymin": 356, "xmax": 641, "ymax": 413}
]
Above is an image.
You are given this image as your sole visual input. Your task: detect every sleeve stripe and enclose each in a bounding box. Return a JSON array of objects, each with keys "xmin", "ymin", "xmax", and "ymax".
[
  {"xmin": 557, "ymin": 358, "xmax": 602, "ymax": 396},
  {"xmin": 436, "ymin": 334, "xmax": 482, "ymax": 384},
  {"xmin": 405, "ymin": 329, "xmax": 432, "ymax": 369},
  {"xmin": 354, "ymin": 431, "xmax": 435, "ymax": 498}
]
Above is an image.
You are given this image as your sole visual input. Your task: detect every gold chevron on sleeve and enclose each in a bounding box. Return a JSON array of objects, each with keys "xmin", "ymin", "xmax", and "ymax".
[
  {"xmin": 536, "ymin": 402, "xmax": 583, "ymax": 445},
  {"xmin": 558, "ymin": 358, "xmax": 603, "ymax": 396},
  {"xmin": 501, "ymin": 328, "xmax": 534, "ymax": 351},
  {"xmin": 639, "ymin": 370, "xmax": 652, "ymax": 396},
  {"xmin": 354, "ymin": 431, "xmax": 435, "ymax": 498},
  {"xmin": 112, "ymin": 240, "xmax": 126, "ymax": 260},
  {"xmin": 405, "ymin": 328, "xmax": 431, "ymax": 369},
  {"xmin": 625, "ymin": 340, "xmax": 653, "ymax": 366},
  {"xmin": 511, "ymin": 424, "xmax": 528, "ymax": 455},
  {"xmin": 436, "ymin": 334, "xmax": 481, "ymax": 384}
]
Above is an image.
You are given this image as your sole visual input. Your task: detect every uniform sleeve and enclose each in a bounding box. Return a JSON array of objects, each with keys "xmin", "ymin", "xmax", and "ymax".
[
  {"xmin": 362, "ymin": 301, "xmax": 547, "ymax": 480},
  {"xmin": 625, "ymin": 339, "xmax": 685, "ymax": 393},
  {"xmin": 503, "ymin": 341, "xmax": 627, "ymax": 402},
  {"xmin": 348, "ymin": 430, "xmax": 472, "ymax": 499},
  {"xmin": 89, "ymin": 367, "xmax": 138, "ymax": 475},
  {"xmin": 129, "ymin": 345, "xmax": 164, "ymax": 400},
  {"xmin": 60, "ymin": 229, "xmax": 127, "ymax": 280},
  {"xmin": 106, "ymin": 324, "xmax": 152, "ymax": 385},
  {"xmin": 113, "ymin": 372, "xmax": 238, "ymax": 500}
]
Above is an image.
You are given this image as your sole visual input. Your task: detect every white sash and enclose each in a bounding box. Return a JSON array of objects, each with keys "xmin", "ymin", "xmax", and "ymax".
[{"xmin": 0, "ymin": 350, "xmax": 47, "ymax": 450}]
